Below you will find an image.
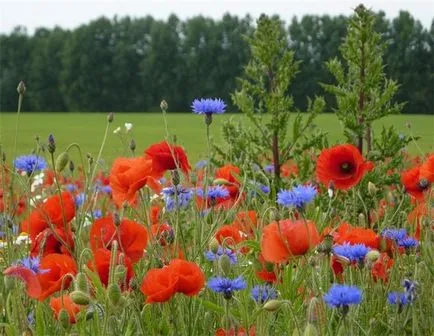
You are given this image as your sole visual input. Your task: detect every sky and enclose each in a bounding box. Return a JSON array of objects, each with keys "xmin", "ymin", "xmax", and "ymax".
[{"xmin": 0, "ymin": 0, "xmax": 433, "ymax": 34}]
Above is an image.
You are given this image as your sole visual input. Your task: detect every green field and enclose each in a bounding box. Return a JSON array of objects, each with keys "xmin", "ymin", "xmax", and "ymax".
[{"xmin": 0, "ymin": 113, "xmax": 432, "ymax": 165}]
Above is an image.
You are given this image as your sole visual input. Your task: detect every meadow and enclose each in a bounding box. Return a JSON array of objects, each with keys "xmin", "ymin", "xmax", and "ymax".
[{"xmin": 1, "ymin": 113, "xmax": 432, "ymax": 164}]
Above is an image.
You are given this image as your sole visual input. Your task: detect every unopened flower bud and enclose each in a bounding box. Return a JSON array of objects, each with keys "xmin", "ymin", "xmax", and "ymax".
[
  {"xmin": 107, "ymin": 112, "xmax": 114, "ymax": 123},
  {"xmin": 365, "ymin": 250, "xmax": 380, "ymax": 267},
  {"xmin": 87, "ymin": 153, "xmax": 94, "ymax": 165},
  {"xmin": 263, "ymin": 299, "xmax": 283, "ymax": 312},
  {"xmin": 70, "ymin": 290, "xmax": 91, "ymax": 305},
  {"xmin": 114, "ymin": 264, "xmax": 127, "ymax": 283},
  {"xmin": 17, "ymin": 81, "xmax": 26, "ymax": 95},
  {"xmin": 368, "ymin": 182, "xmax": 378, "ymax": 196},
  {"xmin": 358, "ymin": 213, "xmax": 366, "ymax": 227},
  {"xmin": 107, "ymin": 283, "xmax": 122, "ymax": 306},
  {"xmin": 129, "ymin": 139, "xmax": 136, "ymax": 151},
  {"xmin": 160, "ymin": 100, "xmax": 168, "ymax": 111},
  {"xmin": 209, "ymin": 238, "xmax": 220, "ymax": 254},
  {"xmin": 74, "ymin": 272, "xmax": 89, "ymax": 294},
  {"xmin": 171, "ymin": 170, "xmax": 180, "ymax": 186},
  {"xmin": 69, "ymin": 160, "xmax": 75, "ymax": 174},
  {"xmin": 113, "ymin": 213, "xmax": 121, "ymax": 227},
  {"xmin": 58, "ymin": 309, "xmax": 70, "ymax": 328},
  {"xmin": 47, "ymin": 134, "xmax": 56, "ymax": 154},
  {"xmin": 218, "ymin": 254, "xmax": 232, "ymax": 276},
  {"xmin": 317, "ymin": 235, "xmax": 333, "ymax": 254},
  {"xmin": 55, "ymin": 152, "xmax": 70, "ymax": 172}
]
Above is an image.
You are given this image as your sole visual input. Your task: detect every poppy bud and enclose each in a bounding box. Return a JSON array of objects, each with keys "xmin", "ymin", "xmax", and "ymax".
[
  {"xmin": 209, "ymin": 238, "xmax": 220, "ymax": 254},
  {"xmin": 58, "ymin": 309, "xmax": 70, "ymax": 328},
  {"xmin": 114, "ymin": 264, "xmax": 127, "ymax": 283},
  {"xmin": 129, "ymin": 139, "xmax": 136, "ymax": 152},
  {"xmin": 317, "ymin": 235, "xmax": 333, "ymax": 254},
  {"xmin": 263, "ymin": 299, "xmax": 283, "ymax": 312},
  {"xmin": 69, "ymin": 160, "xmax": 75, "ymax": 173},
  {"xmin": 303, "ymin": 323, "xmax": 319, "ymax": 336},
  {"xmin": 70, "ymin": 290, "xmax": 90, "ymax": 305},
  {"xmin": 107, "ymin": 112, "xmax": 114, "ymax": 123},
  {"xmin": 365, "ymin": 250, "xmax": 380, "ymax": 263},
  {"xmin": 218, "ymin": 254, "xmax": 231, "ymax": 276},
  {"xmin": 358, "ymin": 213, "xmax": 366, "ymax": 227},
  {"xmin": 113, "ymin": 213, "xmax": 121, "ymax": 227},
  {"xmin": 17, "ymin": 81, "xmax": 26, "ymax": 95},
  {"xmin": 160, "ymin": 100, "xmax": 168, "ymax": 112},
  {"xmin": 74, "ymin": 272, "xmax": 89, "ymax": 294},
  {"xmin": 107, "ymin": 283, "xmax": 121, "ymax": 306},
  {"xmin": 368, "ymin": 182, "xmax": 378, "ymax": 196},
  {"xmin": 47, "ymin": 134, "xmax": 56, "ymax": 154},
  {"xmin": 55, "ymin": 152, "xmax": 70, "ymax": 172}
]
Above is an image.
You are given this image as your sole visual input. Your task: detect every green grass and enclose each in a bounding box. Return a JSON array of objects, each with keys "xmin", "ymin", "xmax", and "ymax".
[{"xmin": 0, "ymin": 113, "xmax": 432, "ymax": 165}]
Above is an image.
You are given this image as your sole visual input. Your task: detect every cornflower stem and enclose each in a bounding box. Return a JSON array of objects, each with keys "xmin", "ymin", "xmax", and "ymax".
[{"xmin": 224, "ymin": 299, "xmax": 230, "ymax": 333}]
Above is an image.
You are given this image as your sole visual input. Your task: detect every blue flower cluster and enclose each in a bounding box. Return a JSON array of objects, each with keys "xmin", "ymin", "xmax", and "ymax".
[
  {"xmin": 381, "ymin": 228, "xmax": 419, "ymax": 249},
  {"xmin": 332, "ymin": 243, "xmax": 370, "ymax": 262},
  {"xmin": 323, "ymin": 284, "xmax": 363, "ymax": 308},
  {"xmin": 251, "ymin": 285, "xmax": 278, "ymax": 303},
  {"xmin": 191, "ymin": 98, "xmax": 226, "ymax": 115},
  {"xmin": 75, "ymin": 193, "xmax": 86, "ymax": 208},
  {"xmin": 161, "ymin": 185, "xmax": 193, "ymax": 212},
  {"xmin": 204, "ymin": 247, "xmax": 237, "ymax": 264},
  {"xmin": 387, "ymin": 292, "xmax": 409, "ymax": 306},
  {"xmin": 19, "ymin": 256, "xmax": 49, "ymax": 274},
  {"xmin": 14, "ymin": 155, "xmax": 47, "ymax": 175},
  {"xmin": 208, "ymin": 276, "xmax": 246, "ymax": 299},
  {"xmin": 387, "ymin": 279, "xmax": 418, "ymax": 306},
  {"xmin": 196, "ymin": 186, "xmax": 229, "ymax": 202},
  {"xmin": 277, "ymin": 184, "xmax": 317, "ymax": 208}
]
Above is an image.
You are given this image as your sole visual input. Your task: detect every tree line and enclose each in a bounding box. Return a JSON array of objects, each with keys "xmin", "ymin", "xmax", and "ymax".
[{"xmin": 0, "ymin": 11, "xmax": 432, "ymax": 114}]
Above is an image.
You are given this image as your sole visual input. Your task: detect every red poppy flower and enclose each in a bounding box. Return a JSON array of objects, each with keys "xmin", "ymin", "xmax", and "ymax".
[
  {"xmin": 408, "ymin": 202, "xmax": 434, "ymax": 240},
  {"xmin": 50, "ymin": 295, "xmax": 83, "ymax": 323},
  {"xmin": 89, "ymin": 216, "xmax": 148, "ymax": 264},
  {"xmin": 30, "ymin": 228, "xmax": 74, "ymax": 257},
  {"xmin": 280, "ymin": 160, "xmax": 298, "ymax": 178},
  {"xmin": 316, "ymin": 144, "xmax": 373, "ymax": 190},
  {"xmin": 255, "ymin": 253, "xmax": 278, "ymax": 283},
  {"xmin": 261, "ymin": 219, "xmax": 320, "ymax": 264},
  {"xmin": 145, "ymin": 141, "xmax": 191, "ymax": 176},
  {"xmin": 420, "ymin": 154, "xmax": 434, "ymax": 182},
  {"xmin": 215, "ymin": 326, "xmax": 256, "ymax": 336},
  {"xmin": 371, "ymin": 253, "xmax": 394, "ymax": 282},
  {"xmin": 232, "ymin": 211, "xmax": 258, "ymax": 236},
  {"xmin": 215, "ymin": 165, "xmax": 241, "ymax": 198},
  {"xmin": 89, "ymin": 248, "xmax": 134, "ymax": 287},
  {"xmin": 109, "ymin": 157, "xmax": 162, "ymax": 207},
  {"xmin": 168, "ymin": 259, "xmax": 205, "ymax": 296},
  {"xmin": 150, "ymin": 205, "xmax": 162, "ymax": 224},
  {"xmin": 215, "ymin": 225, "xmax": 244, "ymax": 248},
  {"xmin": 333, "ymin": 223, "xmax": 379, "ymax": 249},
  {"xmin": 140, "ymin": 266, "xmax": 178, "ymax": 303},
  {"xmin": 21, "ymin": 192, "xmax": 75, "ymax": 239},
  {"xmin": 401, "ymin": 166, "xmax": 428, "ymax": 201}
]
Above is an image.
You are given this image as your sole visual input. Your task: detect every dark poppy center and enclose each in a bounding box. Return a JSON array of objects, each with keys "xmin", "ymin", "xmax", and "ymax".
[
  {"xmin": 340, "ymin": 162, "xmax": 354, "ymax": 174},
  {"xmin": 418, "ymin": 178, "xmax": 430, "ymax": 191}
]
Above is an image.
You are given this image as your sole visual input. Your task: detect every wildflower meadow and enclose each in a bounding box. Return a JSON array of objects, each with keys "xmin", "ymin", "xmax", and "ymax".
[{"xmin": 1, "ymin": 5, "xmax": 433, "ymax": 336}]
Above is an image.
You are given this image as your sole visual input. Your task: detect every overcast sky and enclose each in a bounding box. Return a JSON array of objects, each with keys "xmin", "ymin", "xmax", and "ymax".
[{"xmin": 0, "ymin": 0, "xmax": 433, "ymax": 34}]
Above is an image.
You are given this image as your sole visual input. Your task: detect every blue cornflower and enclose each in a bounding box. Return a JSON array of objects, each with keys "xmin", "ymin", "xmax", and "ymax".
[
  {"xmin": 251, "ymin": 285, "xmax": 278, "ymax": 304},
  {"xmin": 75, "ymin": 193, "xmax": 86, "ymax": 207},
  {"xmin": 208, "ymin": 276, "xmax": 246, "ymax": 299},
  {"xmin": 66, "ymin": 184, "xmax": 77, "ymax": 192},
  {"xmin": 403, "ymin": 279, "xmax": 418, "ymax": 302},
  {"xmin": 162, "ymin": 185, "xmax": 193, "ymax": 212},
  {"xmin": 381, "ymin": 228, "xmax": 407, "ymax": 242},
  {"xmin": 27, "ymin": 311, "xmax": 35, "ymax": 327},
  {"xmin": 260, "ymin": 185, "xmax": 270, "ymax": 194},
  {"xmin": 14, "ymin": 155, "xmax": 47, "ymax": 175},
  {"xmin": 195, "ymin": 160, "xmax": 208, "ymax": 169},
  {"xmin": 387, "ymin": 292, "xmax": 409, "ymax": 306},
  {"xmin": 93, "ymin": 209, "xmax": 103, "ymax": 219},
  {"xmin": 204, "ymin": 247, "xmax": 237, "ymax": 264},
  {"xmin": 196, "ymin": 186, "xmax": 229, "ymax": 203},
  {"xmin": 397, "ymin": 237, "xmax": 419, "ymax": 249},
  {"xmin": 95, "ymin": 183, "xmax": 112, "ymax": 194},
  {"xmin": 19, "ymin": 256, "xmax": 49, "ymax": 274},
  {"xmin": 323, "ymin": 284, "xmax": 363, "ymax": 309},
  {"xmin": 277, "ymin": 184, "xmax": 317, "ymax": 208},
  {"xmin": 192, "ymin": 98, "xmax": 226, "ymax": 115},
  {"xmin": 333, "ymin": 243, "xmax": 370, "ymax": 262},
  {"xmin": 264, "ymin": 165, "xmax": 274, "ymax": 174}
]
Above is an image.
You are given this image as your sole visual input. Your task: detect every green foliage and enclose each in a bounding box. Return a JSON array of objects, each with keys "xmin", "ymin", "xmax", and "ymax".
[{"xmin": 322, "ymin": 5, "xmax": 405, "ymax": 154}]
